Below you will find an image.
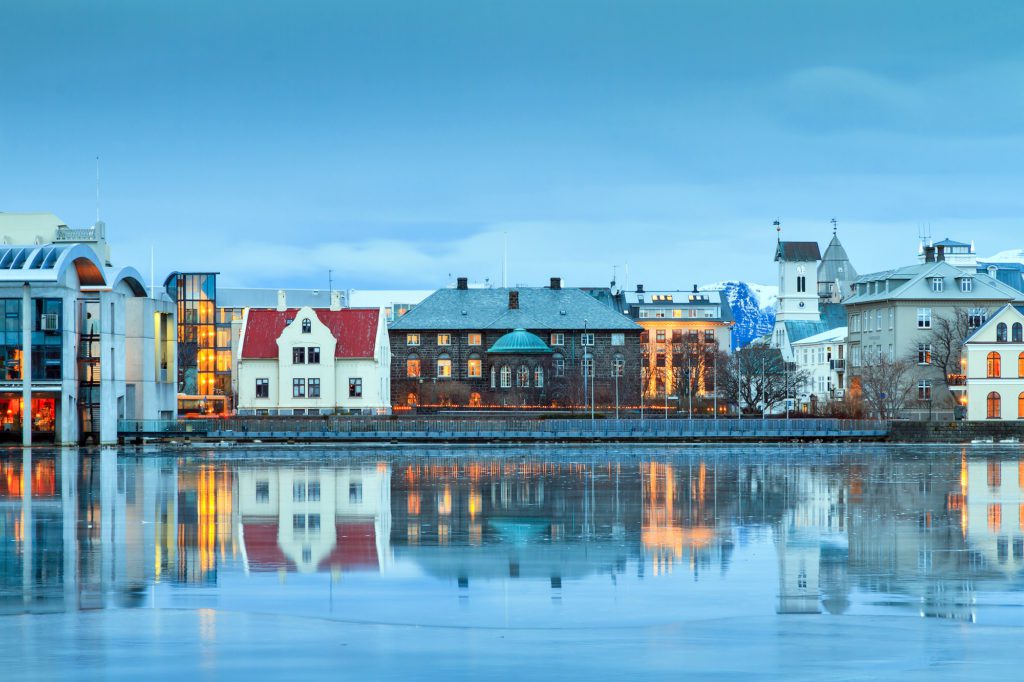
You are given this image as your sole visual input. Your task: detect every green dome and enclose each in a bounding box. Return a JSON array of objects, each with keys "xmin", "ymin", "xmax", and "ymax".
[{"xmin": 487, "ymin": 328, "xmax": 553, "ymax": 354}]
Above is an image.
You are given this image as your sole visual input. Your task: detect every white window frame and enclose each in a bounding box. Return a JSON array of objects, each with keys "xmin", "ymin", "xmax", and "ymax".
[
  {"xmin": 581, "ymin": 333, "xmax": 595, "ymax": 346},
  {"xmin": 611, "ymin": 333, "xmax": 625, "ymax": 346},
  {"xmin": 917, "ymin": 308, "xmax": 932, "ymax": 329},
  {"xmin": 406, "ymin": 334, "xmax": 420, "ymax": 346},
  {"xmin": 961, "ymin": 277, "xmax": 973, "ymax": 293},
  {"xmin": 467, "ymin": 333, "xmax": 482, "ymax": 346},
  {"xmin": 550, "ymin": 333, "xmax": 565, "ymax": 346},
  {"xmin": 437, "ymin": 333, "xmax": 451, "ymax": 346}
]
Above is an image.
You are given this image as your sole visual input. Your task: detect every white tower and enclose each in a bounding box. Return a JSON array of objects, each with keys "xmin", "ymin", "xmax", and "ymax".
[{"xmin": 774, "ymin": 228, "xmax": 822, "ymax": 322}]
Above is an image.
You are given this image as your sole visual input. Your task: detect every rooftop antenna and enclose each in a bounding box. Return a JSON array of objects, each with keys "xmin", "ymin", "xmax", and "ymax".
[
  {"xmin": 830, "ymin": 217, "xmax": 837, "ymax": 236},
  {"xmin": 502, "ymin": 231, "xmax": 508, "ymax": 288},
  {"xmin": 95, "ymin": 156, "xmax": 101, "ymax": 223},
  {"xmin": 328, "ymin": 269, "xmax": 333, "ymax": 296},
  {"xmin": 611, "ymin": 264, "xmax": 617, "ymax": 290}
]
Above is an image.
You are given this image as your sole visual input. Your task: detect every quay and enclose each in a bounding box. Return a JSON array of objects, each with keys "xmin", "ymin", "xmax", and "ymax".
[{"xmin": 118, "ymin": 417, "xmax": 888, "ymax": 443}]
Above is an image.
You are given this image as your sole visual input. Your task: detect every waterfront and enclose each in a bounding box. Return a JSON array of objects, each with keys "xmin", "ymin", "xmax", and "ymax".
[{"xmin": 2, "ymin": 444, "xmax": 1023, "ymax": 679}]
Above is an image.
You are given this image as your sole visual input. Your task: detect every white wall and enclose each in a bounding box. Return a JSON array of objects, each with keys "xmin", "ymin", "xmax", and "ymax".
[{"xmin": 965, "ymin": 306, "xmax": 1024, "ymax": 421}]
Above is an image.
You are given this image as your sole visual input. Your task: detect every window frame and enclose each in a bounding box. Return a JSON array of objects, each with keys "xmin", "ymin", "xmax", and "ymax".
[
  {"xmin": 292, "ymin": 377, "xmax": 306, "ymax": 398},
  {"xmin": 308, "ymin": 377, "xmax": 321, "ymax": 398},
  {"xmin": 255, "ymin": 377, "xmax": 269, "ymax": 398},
  {"xmin": 307, "ymin": 346, "xmax": 321, "ymax": 364},
  {"xmin": 292, "ymin": 347, "xmax": 306, "ymax": 364},
  {"xmin": 437, "ymin": 333, "xmax": 451, "ymax": 346},
  {"xmin": 406, "ymin": 333, "xmax": 420, "ymax": 346},
  {"xmin": 348, "ymin": 377, "xmax": 363, "ymax": 398},
  {"xmin": 467, "ymin": 332, "xmax": 482, "ymax": 346},
  {"xmin": 301, "ymin": 317, "xmax": 312, "ymax": 333}
]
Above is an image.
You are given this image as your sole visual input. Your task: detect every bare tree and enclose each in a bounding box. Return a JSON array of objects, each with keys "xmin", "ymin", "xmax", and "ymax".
[
  {"xmin": 926, "ymin": 307, "xmax": 972, "ymax": 387},
  {"xmin": 857, "ymin": 356, "xmax": 916, "ymax": 420},
  {"xmin": 714, "ymin": 345, "xmax": 811, "ymax": 416}
]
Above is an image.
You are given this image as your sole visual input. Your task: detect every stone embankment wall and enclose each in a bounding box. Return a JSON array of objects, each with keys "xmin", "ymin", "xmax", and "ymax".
[{"xmin": 888, "ymin": 420, "xmax": 1024, "ymax": 443}]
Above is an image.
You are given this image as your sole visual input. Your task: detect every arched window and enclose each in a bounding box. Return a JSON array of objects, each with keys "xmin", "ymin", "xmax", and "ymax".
[
  {"xmin": 987, "ymin": 391, "xmax": 1001, "ymax": 419},
  {"xmin": 469, "ymin": 392, "xmax": 482, "ymax": 407},
  {"xmin": 301, "ymin": 318, "xmax": 312, "ymax": 333},
  {"xmin": 987, "ymin": 351, "xmax": 1001, "ymax": 378},
  {"xmin": 406, "ymin": 354, "xmax": 421, "ymax": 377},
  {"xmin": 437, "ymin": 353, "xmax": 452, "ymax": 378},
  {"xmin": 500, "ymin": 365, "xmax": 512, "ymax": 388},
  {"xmin": 517, "ymin": 366, "xmax": 530, "ymax": 388},
  {"xmin": 996, "ymin": 323, "xmax": 1008, "ymax": 342},
  {"xmin": 612, "ymin": 353, "xmax": 625, "ymax": 377},
  {"xmin": 406, "ymin": 392, "xmax": 418, "ymax": 406},
  {"xmin": 1019, "ymin": 392, "xmax": 1024, "ymax": 419},
  {"xmin": 534, "ymin": 366, "xmax": 544, "ymax": 388},
  {"xmin": 1013, "ymin": 322, "xmax": 1023, "ymax": 343},
  {"xmin": 1019, "ymin": 352, "xmax": 1024, "ymax": 379},
  {"xmin": 467, "ymin": 353, "xmax": 482, "ymax": 379}
]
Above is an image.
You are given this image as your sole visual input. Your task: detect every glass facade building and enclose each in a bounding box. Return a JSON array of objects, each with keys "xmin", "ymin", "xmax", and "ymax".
[{"xmin": 165, "ymin": 273, "xmax": 231, "ymax": 414}]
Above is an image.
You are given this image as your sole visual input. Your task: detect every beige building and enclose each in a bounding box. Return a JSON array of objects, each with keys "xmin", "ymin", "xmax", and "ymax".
[
  {"xmin": 963, "ymin": 304, "xmax": 1024, "ymax": 421},
  {"xmin": 845, "ymin": 250, "xmax": 1024, "ymax": 419}
]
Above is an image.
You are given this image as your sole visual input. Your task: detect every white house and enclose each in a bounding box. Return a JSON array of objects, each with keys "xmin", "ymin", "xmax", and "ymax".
[
  {"xmin": 236, "ymin": 303, "xmax": 391, "ymax": 415},
  {"xmin": 791, "ymin": 326, "xmax": 847, "ymax": 411},
  {"xmin": 963, "ymin": 304, "xmax": 1024, "ymax": 421}
]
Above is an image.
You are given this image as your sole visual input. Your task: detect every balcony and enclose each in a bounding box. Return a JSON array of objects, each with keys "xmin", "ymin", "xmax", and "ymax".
[{"xmin": 830, "ymin": 359, "xmax": 845, "ymax": 371}]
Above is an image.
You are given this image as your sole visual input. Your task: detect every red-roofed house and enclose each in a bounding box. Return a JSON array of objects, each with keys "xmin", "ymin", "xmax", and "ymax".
[{"xmin": 236, "ymin": 304, "xmax": 391, "ymax": 415}]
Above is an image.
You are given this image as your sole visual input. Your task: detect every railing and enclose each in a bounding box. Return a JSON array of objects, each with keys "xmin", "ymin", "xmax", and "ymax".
[
  {"xmin": 55, "ymin": 227, "xmax": 100, "ymax": 241},
  {"xmin": 119, "ymin": 417, "xmax": 889, "ymax": 439}
]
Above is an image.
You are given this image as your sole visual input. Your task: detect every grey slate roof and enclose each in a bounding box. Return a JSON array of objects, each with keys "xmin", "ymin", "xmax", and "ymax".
[
  {"xmin": 623, "ymin": 289, "xmax": 734, "ymax": 323},
  {"xmin": 783, "ymin": 303, "xmax": 847, "ymax": 344},
  {"xmin": 817, "ymin": 234, "xmax": 858, "ymax": 288},
  {"xmin": 775, "ymin": 241, "xmax": 821, "ymax": 262},
  {"xmin": 390, "ymin": 287, "xmax": 641, "ymax": 331},
  {"xmin": 845, "ymin": 261, "xmax": 1024, "ymax": 305}
]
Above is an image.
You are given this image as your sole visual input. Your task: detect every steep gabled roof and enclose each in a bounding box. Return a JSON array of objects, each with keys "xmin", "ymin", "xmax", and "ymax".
[
  {"xmin": 818, "ymin": 234, "xmax": 858, "ymax": 287},
  {"xmin": 775, "ymin": 241, "xmax": 821, "ymax": 262},
  {"xmin": 845, "ymin": 261, "xmax": 1024, "ymax": 305},
  {"xmin": 241, "ymin": 308, "xmax": 380, "ymax": 359},
  {"xmin": 389, "ymin": 287, "xmax": 639, "ymax": 331}
]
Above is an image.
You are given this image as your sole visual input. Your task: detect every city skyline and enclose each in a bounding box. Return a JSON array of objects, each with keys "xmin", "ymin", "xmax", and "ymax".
[{"xmin": 3, "ymin": 2, "xmax": 1024, "ymax": 289}]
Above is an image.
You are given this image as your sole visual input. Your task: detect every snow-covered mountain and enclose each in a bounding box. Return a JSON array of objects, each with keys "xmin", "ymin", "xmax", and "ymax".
[
  {"xmin": 981, "ymin": 249, "xmax": 1024, "ymax": 264},
  {"xmin": 700, "ymin": 282, "xmax": 777, "ymax": 349}
]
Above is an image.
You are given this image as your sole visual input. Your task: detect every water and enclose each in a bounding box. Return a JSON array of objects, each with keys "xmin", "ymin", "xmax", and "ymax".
[{"xmin": 1, "ymin": 443, "xmax": 1022, "ymax": 680}]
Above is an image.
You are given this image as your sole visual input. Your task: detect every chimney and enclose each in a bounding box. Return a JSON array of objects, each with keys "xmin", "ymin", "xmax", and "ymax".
[
  {"xmin": 924, "ymin": 246, "xmax": 936, "ymax": 263},
  {"xmin": 692, "ymin": 284, "xmax": 699, "ymax": 293},
  {"xmin": 508, "ymin": 290, "xmax": 519, "ymax": 310},
  {"xmin": 636, "ymin": 284, "xmax": 644, "ymax": 293},
  {"xmin": 456, "ymin": 277, "xmax": 468, "ymax": 290},
  {"xmin": 330, "ymin": 290, "xmax": 343, "ymax": 311},
  {"xmin": 550, "ymin": 277, "xmax": 562, "ymax": 290},
  {"xmin": 936, "ymin": 245, "xmax": 945, "ymax": 262},
  {"xmin": 277, "ymin": 290, "xmax": 287, "ymax": 311}
]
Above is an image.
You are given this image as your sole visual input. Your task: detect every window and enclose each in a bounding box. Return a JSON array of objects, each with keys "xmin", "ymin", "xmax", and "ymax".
[
  {"xmin": 917, "ymin": 308, "xmax": 932, "ymax": 329},
  {"xmin": 301, "ymin": 317, "xmax": 312, "ymax": 333},
  {"xmin": 307, "ymin": 514, "xmax": 320, "ymax": 532},
  {"xmin": 961, "ymin": 277, "xmax": 973, "ymax": 292},
  {"xmin": 987, "ymin": 391, "xmax": 1001, "ymax": 419},
  {"xmin": 534, "ymin": 366, "xmax": 544, "ymax": 387},
  {"xmin": 406, "ymin": 356, "xmax": 421, "ymax": 377},
  {"xmin": 468, "ymin": 333, "xmax": 482, "ymax": 346},
  {"xmin": 308, "ymin": 378, "xmax": 321, "ymax": 398},
  {"xmin": 889, "ymin": 308, "xmax": 894, "ymax": 330},
  {"xmin": 581, "ymin": 333, "xmax": 595, "ymax": 346},
  {"xmin": 406, "ymin": 333, "xmax": 420, "ymax": 346},
  {"xmin": 931, "ymin": 277, "xmax": 943, "ymax": 292},
  {"xmin": 1019, "ymin": 352, "xmax": 1024, "ymax": 378},
  {"xmin": 347, "ymin": 377, "xmax": 361, "ymax": 397},
  {"xmin": 553, "ymin": 354, "xmax": 565, "ymax": 377},
  {"xmin": 851, "ymin": 345, "xmax": 861, "ymax": 367},
  {"xmin": 293, "ymin": 482, "xmax": 306, "ymax": 501},
  {"xmin": 437, "ymin": 355, "xmax": 452, "ymax": 378},
  {"xmin": 918, "ymin": 343, "xmax": 932, "ymax": 365},
  {"xmin": 349, "ymin": 482, "xmax": 363, "ymax": 503},
  {"xmin": 292, "ymin": 378, "xmax": 305, "ymax": 398},
  {"xmin": 655, "ymin": 330, "xmax": 666, "ymax": 343},
  {"xmin": 437, "ymin": 334, "xmax": 451, "ymax": 346},
  {"xmin": 797, "ymin": 275, "xmax": 806, "ymax": 293},
  {"xmin": 582, "ymin": 354, "xmax": 594, "ymax": 377},
  {"xmin": 308, "ymin": 346, "xmax": 320, "ymax": 364},
  {"xmin": 918, "ymin": 380, "xmax": 932, "ymax": 401},
  {"xmin": 865, "ymin": 313, "xmax": 872, "ymax": 332},
  {"xmin": 987, "ymin": 351, "xmax": 1001, "ymax": 378},
  {"xmin": 255, "ymin": 481, "xmax": 269, "ymax": 503},
  {"xmin": 490, "ymin": 365, "xmax": 496, "ymax": 388},
  {"xmin": 611, "ymin": 333, "xmax": 625, "ymax": 346},
  {"xmin": 612, "ymin": 354, "xmax": 625, "ymax": 377},
  {"xmin": 1019, "ymin": 392, "xmax": 1024, "ymax": 419},
  {"xmin": 292, "ymin": 347, "xmax": 306, "ymax": 364},
  {"xmin": 517, "ymin": 366, "xmax": 530, "ymax": 387},
  {"xmin": 500, "ymin": 365, "xmax": 512, "ymax": 388},
  {"xmin": 1013, "ymin": 323, "xmax": 1023, "ymax": 343},
  {"xmin": 851, "ymin": 314, "xmax": 861, "ymax": 332},
  {"xmin": 639, "ymin": 310, "xmax": 650, "ymax": 319},
  {"xmin": 255, "ymin": 378, "xmax": 269, "ymax": 398},
  {"xmin": 308, "ymin": 482, "xmax": 320, "ymax": 501},
  {"xmin": 688, "ymin": 329, "xmax": 699, "ymax": 342},
  {"xmin": 550, "ymin": 333, "xmax": 564, "ymax": 346},
  {"xmin": 968, "ymin": 308, "xmax": 987, "ymax": 328},
  {"xmin": 704, "ymin": 330, "xmax": 715, "ymax": 344},
  {"xmin": 293, "ymin": 514, "xmax": 305, "ymax": 531},
  {"xmin": 876, "ymin": 310, "xmax": 882, "ymax": 330},
  {"xmin": 468, "ymin": 357, "xmax": 482, "ymax": 378},
  {"xmin": 997, "ymin": 323, "xmax": 1008, "ymax": 342},
  {"xmin": 672, "ymin": 309, "xmax": 682, "ymax": 318}
]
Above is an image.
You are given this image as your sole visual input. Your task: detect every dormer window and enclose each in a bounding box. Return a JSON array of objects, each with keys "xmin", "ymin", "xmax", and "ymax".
[
  {"xmin": 960, "ymin": 277, "xmax": 973, "ymax": 293},
  {"xmin": 931, "ymin": 277, "xmax": 943, "ymax": 292},
  {"xmin": 301, "ymin": 317, "xmax": 312, "ymax": 333}
]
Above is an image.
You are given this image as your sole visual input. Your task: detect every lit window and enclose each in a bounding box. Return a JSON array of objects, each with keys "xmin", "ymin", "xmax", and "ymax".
[
  {"xmin": 438, "ymin": 334, "xmax": 451, "ymax": 346},
  {"xmin": 437, "ymin": 355, "xmax": 452, "ymax": 378},
  {"xmin": 308, "ymin": 378, "xmax": 321, "ymax": 398},
  {"xmin": 987, "ymin": 391, "xmax": 1001, "ymax": 419},
  {"xmin": 655, "ymin": 330, "xmax": 666, "ymax": 343},
  {"xmin": 469, "ymin": 392, "xmax": 482, "ymax": 407},
  {"xmin": 468, "ymin": 357, "xmax": 482, "ymax": 378},
  {"xmin": 550, "ymin": 333, "xmax": 564, "ymax": 346},
  {"xmin": 406, "ymin": 357, "xmax": 421, "ymax": 377},
  {"xmin": 348, "ymin": 377, "xmax": 362, "ymax": 398},
  {"xmin": 255, "ymin": 378, "xmax": 269, "ymax": 398},
  {"xmin": 611, "ymin": 333, "xmax": 625, "ymax": 346},
  {"xmin": 987, "ymin": 351, "xmax": 1001, "ymax": 378},
  {"xmin": 917, "ymin": 343, "xmax": 931, "ymax": 364},
  {"xmin": 581, "ymin": 333, "xmax": 594, "ymax": 346},
  {"xmin": 308, "ymin": 346, "xmax": 320, "ymax": 364},
  {"xmin": 292, "ymin": 347, "xmax": 306, "ymax": 364},
  {"xmin": 406, "ymin": 334, "xmax": 420, "ymax": 346},
  {"xmin": 672, "ymin": 309, "xmax": 682, "ymax": 318},
  {"xmin": 292, "ymin": 378, "xmax": 305, "ymax": 398},
  {"xmin": 468, "ymin": 333, "xmax": 482, "ymax": 346}
]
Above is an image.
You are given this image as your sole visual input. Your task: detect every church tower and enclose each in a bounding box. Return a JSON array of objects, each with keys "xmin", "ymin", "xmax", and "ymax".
[
  {"xmin": 817, "ymin": 220, "xmax": 857, "ymax": 303},
  {"xmin": 774, "ymin": 222, "xmax": 821, "ymax": 323}
]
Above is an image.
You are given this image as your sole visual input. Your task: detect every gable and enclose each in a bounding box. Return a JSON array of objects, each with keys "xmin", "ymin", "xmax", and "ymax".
[
  {"xmin": 241, "ymin": 308, "xmax": 380, "ymax": 359},
  {"xmin": 964, "ymin": 304, "xmax": 1024, "ymax": 344}
]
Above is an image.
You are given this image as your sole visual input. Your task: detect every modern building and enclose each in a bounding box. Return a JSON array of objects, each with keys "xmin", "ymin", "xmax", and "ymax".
[
  {"xmin": 845, "ymin": 246, "xmax": 1024, "ymax": 419},
  {"xmin": 624, "ymin": 284, "xmax": 734, "ymax": 405},
  {"xmin": 791, "ymin": 326, "xmax": 848, "ymax": 411},
  {"xmin": 0, "ymin": 212, "xmax": 113, "ymax": 267},
  {"xmin": 0, "ymin": 219, "xmax": 176, "ymax": 444},
  {"xmin": 962, "ymin": 304, "xmax": 1024, "ymax": 421},
  {"xmin": 235, "ymin": 302, "xmax": 391, "ymax": 415},
  {"xmin": 388, "ymin": 277, "xmax": 642, "ymax": 409}
]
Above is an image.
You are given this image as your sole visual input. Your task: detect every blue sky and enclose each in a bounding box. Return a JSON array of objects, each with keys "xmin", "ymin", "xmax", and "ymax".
[{"xmin": 2, "ymin": 1, "xmax": 1023, "ymax": 289}]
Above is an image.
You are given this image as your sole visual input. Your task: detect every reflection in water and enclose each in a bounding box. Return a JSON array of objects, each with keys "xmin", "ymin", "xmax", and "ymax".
[{"xmin": 1, "ymin": 446, "xmax": 1023, "ymax": 623}]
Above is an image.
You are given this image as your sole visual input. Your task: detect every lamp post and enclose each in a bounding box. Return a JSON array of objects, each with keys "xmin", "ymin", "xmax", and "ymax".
[{"xmin": 582, "ymin": 319, "xmax": 588, "ymax": 416}]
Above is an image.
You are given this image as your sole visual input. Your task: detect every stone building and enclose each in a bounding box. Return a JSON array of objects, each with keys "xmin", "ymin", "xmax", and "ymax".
[{"xmin": 388, "ymin": 278, "xmax": 642, "ymax": 409}]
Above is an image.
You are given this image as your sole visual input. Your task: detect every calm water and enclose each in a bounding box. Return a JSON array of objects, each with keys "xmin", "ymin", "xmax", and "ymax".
[{"xmin": 2, "ymin": 443, "xmax": 1023, "ymax": 679}]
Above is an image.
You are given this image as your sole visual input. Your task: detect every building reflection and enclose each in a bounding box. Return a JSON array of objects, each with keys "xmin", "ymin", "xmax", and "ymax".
[{"xmin": 0, "ymin": 447, "xmax": 1022, "ymax": 617}]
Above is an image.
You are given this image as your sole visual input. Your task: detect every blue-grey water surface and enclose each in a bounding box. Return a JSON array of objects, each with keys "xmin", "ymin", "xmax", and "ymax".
[{"xmin": 1, "ymin": 443, "xmax": 1022, "ymax": 680}]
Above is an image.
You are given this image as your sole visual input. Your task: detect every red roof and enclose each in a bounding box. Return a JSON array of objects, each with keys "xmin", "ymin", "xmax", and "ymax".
[
  {"xmin": 241, "ymin": 308, "xmax": 380, "ymax": 359},
  {"xmin": 242, "ymin": 521, "xmax": 378, "ymax": 573}
]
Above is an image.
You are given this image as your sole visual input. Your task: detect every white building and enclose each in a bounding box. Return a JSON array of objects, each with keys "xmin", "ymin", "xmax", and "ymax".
[
  {"xmin": 0, "ymin": 242, "xmax": 176, "ymax": 444},
  {"xmin": 963, "ymin": 304, "xmax": 1024, "ymax": 421},
  {"xmin": 236, "ymin": 300, "xmax": 391, "ymax": 415},
  {"xmin": 791, "ymin": 326, "xmax": 847, "ymax": 411}
]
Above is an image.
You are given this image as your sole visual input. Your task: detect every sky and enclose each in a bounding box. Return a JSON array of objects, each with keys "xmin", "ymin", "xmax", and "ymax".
[{"xmin": 2, "ymin": 1, "xmax": 1023, "ymax": 290}]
